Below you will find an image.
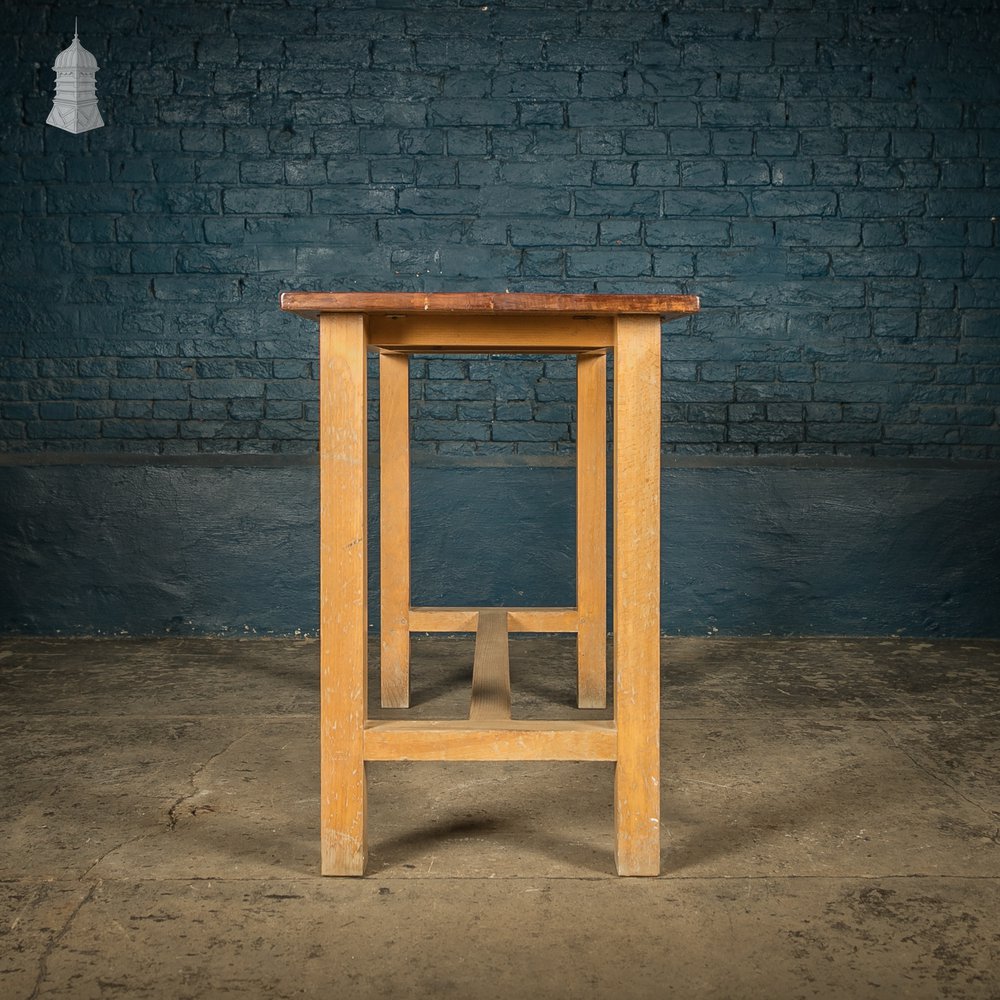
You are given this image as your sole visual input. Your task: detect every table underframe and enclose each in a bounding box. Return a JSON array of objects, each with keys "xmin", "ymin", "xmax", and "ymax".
[{"xmin": 319, "ymin": 310, "xmax": 662, "ymax": 877}]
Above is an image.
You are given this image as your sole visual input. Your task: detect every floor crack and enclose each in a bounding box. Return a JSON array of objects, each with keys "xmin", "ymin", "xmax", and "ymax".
[
  {"xmin": 167, "ymin": 730, "xmax": 249, "ymax": 831},
  {"xmin": 27, "ymin": 881, "xmax": 98, "ymax": 1000},
  {"xmin": 80, "ymin": 730, "xmax": 254, "ymax": 876},
  {"xmin": 79, "ymin": 832, "xmax": 149, "ymax": 881}
]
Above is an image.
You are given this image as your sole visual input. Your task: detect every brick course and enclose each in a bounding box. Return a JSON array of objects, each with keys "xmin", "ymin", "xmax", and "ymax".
[{"xmin": 1, "ymin": 0, "xmax": 998, "ymax": 459}]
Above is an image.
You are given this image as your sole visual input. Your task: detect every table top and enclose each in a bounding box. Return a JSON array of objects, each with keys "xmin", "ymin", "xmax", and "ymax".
[{"xmin": 280, "ymin": 291, "xmax": 700, "ymax": 319}]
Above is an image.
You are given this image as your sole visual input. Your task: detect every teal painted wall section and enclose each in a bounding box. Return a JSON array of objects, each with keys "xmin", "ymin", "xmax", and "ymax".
[
  {"xmin": 2, "ymin": 2, "xmax": 998, "ymax": 637},
  {"xmin": 1, "ymin": 460, "xmax": 997, "ymax": 637}
]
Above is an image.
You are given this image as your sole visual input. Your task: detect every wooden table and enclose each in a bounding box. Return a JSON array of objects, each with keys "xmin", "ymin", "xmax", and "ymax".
[{"xmin": 281, "ymin": 291, "xmax": 700, "ymax": 876}]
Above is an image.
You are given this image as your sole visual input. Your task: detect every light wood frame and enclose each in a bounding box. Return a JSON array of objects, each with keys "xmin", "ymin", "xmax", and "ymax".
[{"xmin": 294, "ymin": 293, "xmax": 699, "ymax": 877}]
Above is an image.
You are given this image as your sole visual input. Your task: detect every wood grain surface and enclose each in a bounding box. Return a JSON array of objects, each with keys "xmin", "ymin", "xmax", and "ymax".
[{"xmin": 281, "ymin": 290, "xmax": 699, "ymax": 319}]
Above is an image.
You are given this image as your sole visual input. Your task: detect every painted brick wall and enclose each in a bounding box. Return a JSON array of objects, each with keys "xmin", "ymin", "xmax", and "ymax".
[{"xmin": 1, "ymin": 0, "xmax": 998, "ymax": 459}]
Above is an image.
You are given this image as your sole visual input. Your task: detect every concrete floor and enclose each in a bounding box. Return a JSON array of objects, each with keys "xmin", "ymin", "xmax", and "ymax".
[{"xmin": 1, "ymin": 635, "xmax": 998, "ymax": 999}]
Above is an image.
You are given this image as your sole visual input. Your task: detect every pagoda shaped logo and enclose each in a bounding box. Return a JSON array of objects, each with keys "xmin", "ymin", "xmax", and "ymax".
[{"xmin": 46, "ymin": 21, "xmax": 104, "ymax": 134}]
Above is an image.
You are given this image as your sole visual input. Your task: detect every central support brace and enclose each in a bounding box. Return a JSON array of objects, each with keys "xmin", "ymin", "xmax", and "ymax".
[{"xmin": 470, "ymin": 609, "xmax": 512, "ymax": 720}]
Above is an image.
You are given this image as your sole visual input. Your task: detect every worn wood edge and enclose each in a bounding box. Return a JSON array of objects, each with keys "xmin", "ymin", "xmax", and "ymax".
[
  {"xmin": 281, "ymin": 291, "xmax": 700, "ymax": 318},
  {"xmin": 409, "ymin": 607, "xmax": 578, "ymax": 632},
  {"xmin": 470, "ymin": 609, "xmax": 512, "ymax": 721},
  {"xmin": 363, "ymin": 720, "xmax": 617, "ymax": 762}
]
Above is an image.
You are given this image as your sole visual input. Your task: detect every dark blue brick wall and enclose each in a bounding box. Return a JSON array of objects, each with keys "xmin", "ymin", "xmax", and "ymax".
[{"xmin": 1, "ymin": 0, "xmax": 999, "ymax": 458}]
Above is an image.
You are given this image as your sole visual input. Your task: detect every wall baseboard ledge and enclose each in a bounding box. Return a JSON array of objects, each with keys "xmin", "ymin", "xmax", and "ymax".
[{"xmin": 0, "ymin": 452, "xmax": 997, "ymax": 472}]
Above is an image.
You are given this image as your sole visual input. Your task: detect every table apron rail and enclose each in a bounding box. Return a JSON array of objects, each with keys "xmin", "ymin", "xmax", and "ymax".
[
  {"xmin": 409, "ymin": 607, "xmax": 579, "ymax": 633},
  {"xmin": 363, "ymin": 720, "xmax": 618, "ymax": 762}
]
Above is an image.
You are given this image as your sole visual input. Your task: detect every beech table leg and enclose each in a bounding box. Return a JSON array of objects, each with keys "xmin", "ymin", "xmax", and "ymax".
[
  {"xmin": 612, "ymin": 315, "xmax": 662, "ymax": 876},
  {"xmin": 379, "ymin": 350, "xmax": 411, "ymax": 708},
  {"xmin": 320, "ymin": 312, "xmax": 368, "ymax": 876},
  {"xmin": 576, "ymin": 351, "xmax": 608, "ymax": 709}
]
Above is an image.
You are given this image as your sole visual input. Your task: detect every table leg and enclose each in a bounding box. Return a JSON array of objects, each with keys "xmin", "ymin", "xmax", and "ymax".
[
  {"xmin": 576, "ymin": 351, "xmax": 607, "ymax": 709},
  {"xmin": 379, "ymin": 350, "xmax": 411, "ymax": 708},
  {"xmin": 612, "ymin": 315, "xmax": 661, "ymax": 876},
  {"xmin": 320, "ymin": 312, "xmax": 368, "ymax": 876}
]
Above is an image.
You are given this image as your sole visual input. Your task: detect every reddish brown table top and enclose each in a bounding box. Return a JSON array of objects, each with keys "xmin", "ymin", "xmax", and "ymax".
[{"xmin": 281, "ymin": 291, "xmax": 700, "ymax": 320}]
